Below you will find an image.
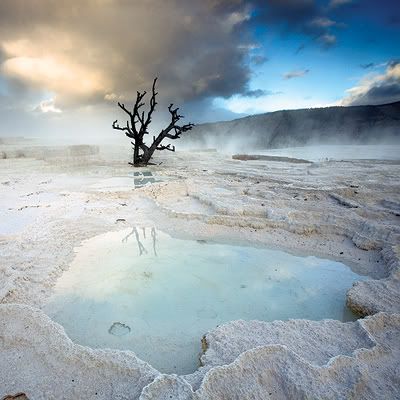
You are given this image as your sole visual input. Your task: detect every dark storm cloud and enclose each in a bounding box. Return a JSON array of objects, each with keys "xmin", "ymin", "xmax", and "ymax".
[
  {"xmin": 0, "ymin": 0, "xmax": 257, "ymax": 111},
  {"xmin": 352, "ymin": 83, "xmax": 400, "ymax": 105},
  {"xmin": 332, "ymin": 0, "xmax": 400, "ymax": 27},
  {"xmin": 342, "ymin": 60, "xmax": 400, "ymax": 106},
  {"xmin": 256, "ymin": 0, "xmax": 318, "ymax": 27},
  {"xmin": 253, "ymin": 0, "xmax": 340, "ymax": 48},
  {"xmin": 186, "ymin": 46, "xmax": 250, "ymax": 99}
]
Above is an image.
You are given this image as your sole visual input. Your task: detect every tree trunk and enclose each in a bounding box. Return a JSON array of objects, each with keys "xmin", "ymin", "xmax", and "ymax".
[
  {"xmin": 133, "ymin": 143, "xmax": 139, "ymax": 165},
  {"xmin": 112, "ymin": 78, "xmax": 194, "ymax": 166},
  {"xmin": 140, "ymin": 144, "xmax": 152, "ymax": 165}
]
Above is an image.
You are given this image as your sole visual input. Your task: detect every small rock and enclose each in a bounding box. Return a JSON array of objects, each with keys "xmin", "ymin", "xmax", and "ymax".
[
  {"xmin": 108, "ymin": 322, "xmax": 131, "ymax": 336},
  {"xmin": 2, "ymin": 394, "xmax": 29, "ymax": 400}
]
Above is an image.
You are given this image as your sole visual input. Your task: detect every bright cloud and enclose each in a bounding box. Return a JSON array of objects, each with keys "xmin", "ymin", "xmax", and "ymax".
[
  {"xmin": 341, "ymin": 61, "xmax": 400, "ymax": 106},
  {"xmin": 36, "ymin": 98, "xmax": 62, "ymax": 113}
]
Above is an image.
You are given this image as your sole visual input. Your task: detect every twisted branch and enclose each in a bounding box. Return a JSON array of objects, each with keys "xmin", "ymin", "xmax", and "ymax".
[
  {"xmin": 112, "ymin": 77, "xmax": 194, "ymax": 165},
  {"xmin": 140, "ymin": 78, "xmax": 158, "ymax": 137},
  {"xmin": 112, "ymin": 119, "xmax": 134, "ymax": 138},
  {"xmin": 156, "ymin": 143, "xmax": 175, "ymax": 152}
]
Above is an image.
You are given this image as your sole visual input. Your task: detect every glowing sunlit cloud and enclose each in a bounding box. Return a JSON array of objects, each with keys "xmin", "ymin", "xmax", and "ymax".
[
  {"xmin": 2, "ymin": 55, "xmax": 108, "ymax": 103},
  {"xmin": 36, "ymin": 98, "xmax": 62, "ymax": 113}
]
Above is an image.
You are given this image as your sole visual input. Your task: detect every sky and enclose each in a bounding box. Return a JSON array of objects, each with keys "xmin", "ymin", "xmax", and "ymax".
[{"xmin": 0, "ymin": 0, "xmax": 399, "ymax": 140}]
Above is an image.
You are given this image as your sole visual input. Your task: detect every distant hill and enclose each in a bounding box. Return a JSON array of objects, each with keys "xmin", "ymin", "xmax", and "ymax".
[{"xmin": 184, "ymin": 101, "xmax": 400, "ymax": 150}]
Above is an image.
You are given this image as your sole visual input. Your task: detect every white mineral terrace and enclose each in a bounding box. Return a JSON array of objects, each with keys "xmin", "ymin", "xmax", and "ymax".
[{"xmin": 0, "ymin": 143, "xmax": 399, "ymax": 399}]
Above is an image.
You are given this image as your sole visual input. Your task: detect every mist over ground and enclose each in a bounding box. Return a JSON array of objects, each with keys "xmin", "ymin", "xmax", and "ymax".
[
  {"xmin": 2, "ymin": 100, "xmax": 399, "ymax": 164},
  {"xmin": 182, "ymin": 101, "xmax": 400, "ymax": 154}
]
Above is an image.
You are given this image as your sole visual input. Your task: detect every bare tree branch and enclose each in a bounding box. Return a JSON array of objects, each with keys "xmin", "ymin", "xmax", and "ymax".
[
  {"xmin": 117, "ymin": 102, "xmax": 132, "ymax": 117},
  {"xmin": 132, "ymin": 91, "xmax": 147, "ymax": 130},
  {"xmin": 112, "ymin": 77, "xmax": 194, "ymax": 166},
  {"xmin": 156, "ymin": 143, "xmax": 175, "ymax": 152},
  {"xmin": 112, "ymin": 119, "xmax": 134, "ymax": 138},
  {"xmin": 139, "ymin": 78, "xmax": 158, "ymax": 137}
]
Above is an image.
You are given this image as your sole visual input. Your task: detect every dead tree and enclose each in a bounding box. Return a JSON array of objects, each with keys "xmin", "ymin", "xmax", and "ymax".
[{"xmin": 112, "ymin": 78, "xmax": 194, "ymax": 166}]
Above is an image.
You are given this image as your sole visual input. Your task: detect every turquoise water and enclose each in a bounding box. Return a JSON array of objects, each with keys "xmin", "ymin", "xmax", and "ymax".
[{"xmin": 44, "ymin": 228, "xmax": 365, "ymax": 374}]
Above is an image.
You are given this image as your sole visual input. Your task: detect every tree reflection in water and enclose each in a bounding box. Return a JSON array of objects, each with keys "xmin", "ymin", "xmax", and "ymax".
[{"xmin": 122, "ymin": 226, "xmax": 158, "ymax": 256}]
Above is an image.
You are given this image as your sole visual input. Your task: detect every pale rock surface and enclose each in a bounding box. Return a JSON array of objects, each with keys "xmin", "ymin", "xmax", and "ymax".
[
  {"xmin": 0, "ymin": 143, "xmax": 399, "ymax": 399},
  {"xmin": 0, "ymin": 304, "xmax": 158, "ymax": 399},
  {"xmin": 0, "ymin": 305, "xmax": 399, "ymax": 399}
]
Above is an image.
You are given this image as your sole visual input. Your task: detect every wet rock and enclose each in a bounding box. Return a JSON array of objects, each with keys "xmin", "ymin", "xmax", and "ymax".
[
  {"xmin": 329, "ymin": 193, "xmax": 359, "ymax": 208},
  {"xmin": 108, "ymin": 322, "xmax": 131, "ymax": 336},
  {"xmin": 2, "ymin": 394, "xmax": 29, "ymax": 400}
]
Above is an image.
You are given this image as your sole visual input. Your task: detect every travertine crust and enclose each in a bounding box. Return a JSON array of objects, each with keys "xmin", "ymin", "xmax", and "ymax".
[{"xmin": 0, "ymin": 145, "xmax": 399, "ymax": 399}]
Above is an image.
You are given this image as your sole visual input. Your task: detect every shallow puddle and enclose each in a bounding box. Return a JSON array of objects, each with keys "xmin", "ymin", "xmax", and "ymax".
[
  {"xmin": 44, "ymin": 228, "xmax": 366, "ymax": 374},
  {"xmin": 90, "ymin": 171, "xmax": 162, "ymax": 192}
]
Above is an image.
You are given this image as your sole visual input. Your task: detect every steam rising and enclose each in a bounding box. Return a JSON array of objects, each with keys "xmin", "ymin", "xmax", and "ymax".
[{"xmin": 182, "ymin": 101, "xmax": 400, "ymax": 154}]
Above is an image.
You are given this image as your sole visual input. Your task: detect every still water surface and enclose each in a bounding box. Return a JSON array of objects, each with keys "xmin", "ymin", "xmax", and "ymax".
[{"xmin": 44, "ymin": 228, "xmax": 365, "ymax": 374}]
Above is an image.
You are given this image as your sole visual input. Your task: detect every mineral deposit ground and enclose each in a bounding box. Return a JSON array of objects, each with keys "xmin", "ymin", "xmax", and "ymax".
[{"xmin": 0, "ymin": 144, "xmax": 399, "ymax": 399}]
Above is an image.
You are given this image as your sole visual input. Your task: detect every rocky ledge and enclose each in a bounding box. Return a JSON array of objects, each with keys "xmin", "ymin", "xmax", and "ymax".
[{"xmin": 0, "ymin": 304, "xmax": 399, "ymax": 399}]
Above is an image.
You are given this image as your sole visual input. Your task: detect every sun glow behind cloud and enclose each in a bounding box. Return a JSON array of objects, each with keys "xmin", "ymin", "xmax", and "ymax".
[
  {"xmin": 1, "ymin": 38, "xmax": 111, "ymax": 109},
  {"xmin": 36, "ymin": 98, "xmax": 62, "ymax": 113},
  {"xmin": 0, "ymin": 0, "xmax": 398, "ymax": 137},
  {"xmin": 0, "ymin": 0, "xmax": 256, "ymax": 115}
]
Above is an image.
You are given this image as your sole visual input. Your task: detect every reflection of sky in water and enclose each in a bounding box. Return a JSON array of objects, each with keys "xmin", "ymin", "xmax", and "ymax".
[
  {"xmin": 129, "ymin": 171, "xmax": 159, "ymax": 188},
  {"xmin": 88, "ymin": 171, "xmax": 162, "ymax": 192},
  {"xmin": 43, "ymin": 228, "xmax": 367, "ymax": 375}
]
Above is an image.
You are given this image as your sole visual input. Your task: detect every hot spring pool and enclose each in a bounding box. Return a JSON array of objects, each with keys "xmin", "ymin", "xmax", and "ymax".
[{"xmin": 44, "ymin": 228, "xmax": 366, "ymax": 374}]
